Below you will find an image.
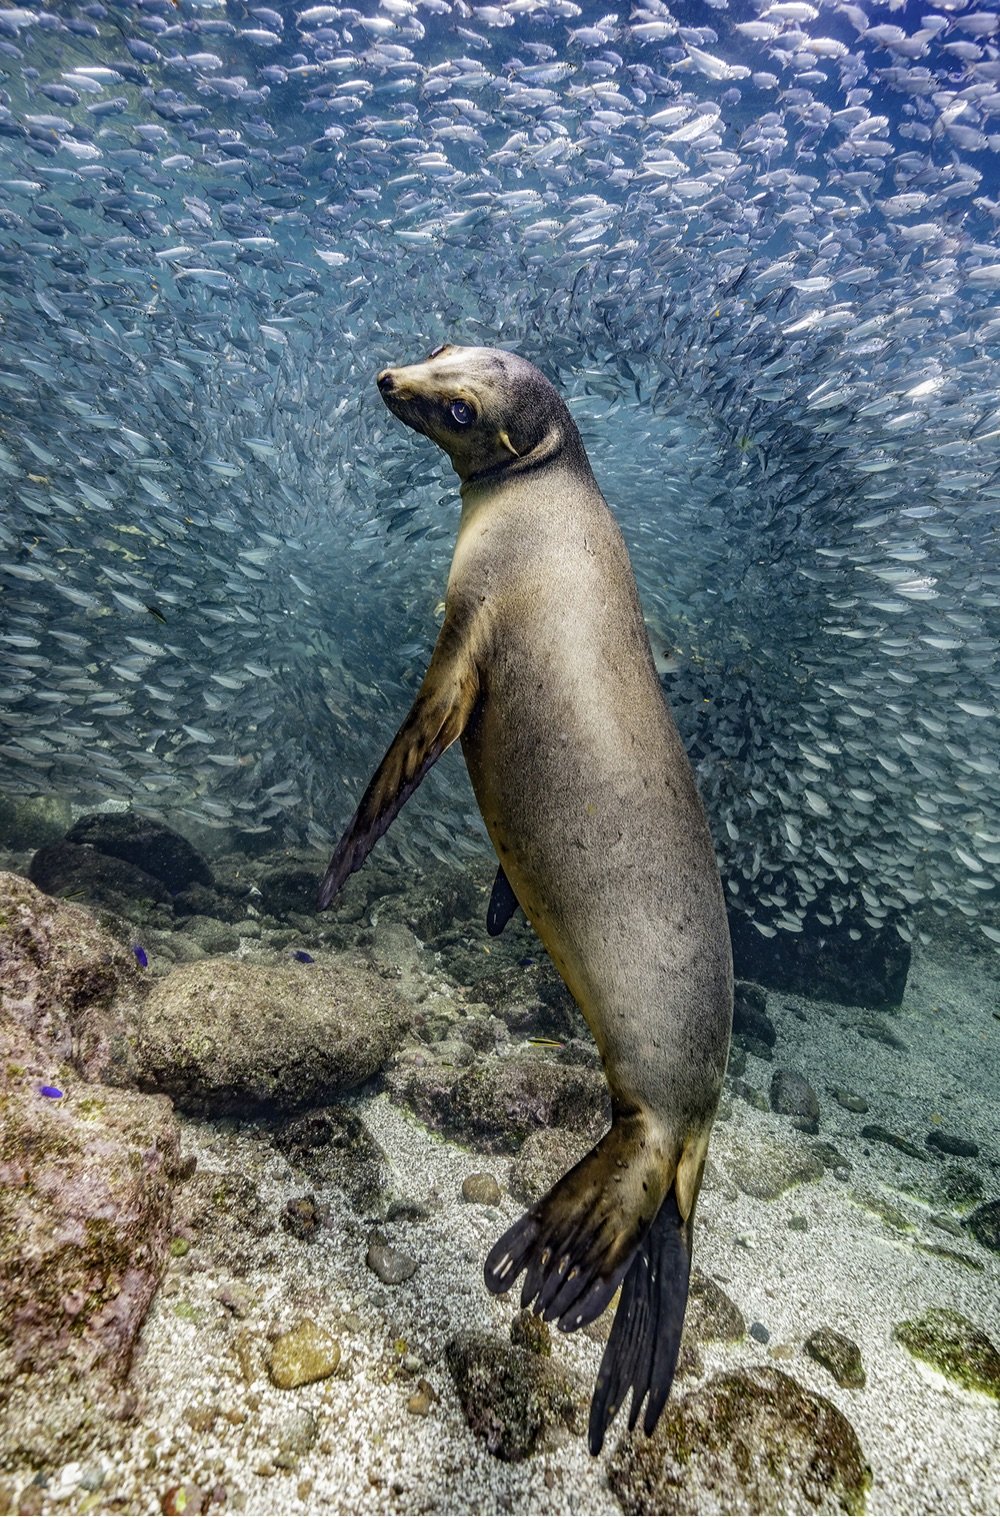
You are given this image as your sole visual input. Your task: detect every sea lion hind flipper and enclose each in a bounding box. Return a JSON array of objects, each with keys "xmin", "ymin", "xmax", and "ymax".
[
  {"xmin": 483, "ymin": 1114, "xmax": 671, "ymax": 1335},
  {"xmin": 317, "ymin": 631, "xmax": 479, "ymax": 910},
  {"xmin": 486, "ymin": 862, "xmax": 519, "ymax": 936},
  {"xmin": 587, "ymin": 1188, "xmax": 691, "ymax": 1456}
]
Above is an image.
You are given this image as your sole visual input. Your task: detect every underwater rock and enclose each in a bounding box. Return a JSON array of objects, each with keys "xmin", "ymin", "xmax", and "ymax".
[
  {"xmin": 893, "ymin": 1309, "xmax": 1000, "ymax": 1398},
  {"xmin": 280, "ymin": 1195, "xmax": 328, "ymax": 1241},
  {"xmin": 172, "ymin": 883, "xmax": 246, "ymax": 926},
  {"xmin": 728, "ymin": 905, "xmax": 909, "ymax": 1010},
  {"xmin": 127, "ymin": 958, "xmax": 411, "ymax": 1116},
  {"xmin": 0, "ymin": 795, "xmax": 73, "ymax": 851},
  {"xmin": 444, "ymin": 1331, "xmax": 579, "ymax": 1462},
  {"xmin": 266, "ymin": 1319, "xmax": 341, "ymax": 1390},
  {"xmin": 461, "ymin": 1172, "xmax": 502, "ymax": 1206},
  {"xmin": 0, "ymin": 1080, "xmax": 181, "ymax": 1463},
  {"xmin": 855, "ymin": 1019, "xmax": 908, "ymax": 1053},
  {"xmin": 389, "ymin": 1053, "xmax": 608, "ymax": 1154},
  {"xmin": 401, "ymin": 865, "xmax": 484, "ymax": 944},
  {"xmin": 685, "ymin": 1269, "xmax": 746, "ymax": 1345},
  {"xmin": 831, "ymin": 1088, "xmax": 869, "ymax": 1115},
  {"xmin": 273, "ymin": 1105, "xmax": 389, "ymax": 1213},
  {"xmin": 65, "ymin": 813, "xmax": 213, "ymax": 893},
  {"xmin": 925, "ymin": 1130, "xmax": 979, "ymax": 1159},
  {"xmin": 510, "ymin": 1311, "xmax": 551, "ymax": 1357},
  {"xmin": 770, "ymin": 1070, "xmax": 820, "ymax": 1125},
  {"xmin": 965, "ymin": 1201, "xmax": 1000, "ymax": 1253},
  {"xmin": 732, "ymin": 983, "xmax": 777, "ymax": 1049},
  {"xmin": 805, "ymin": 1329, "xmax": 867, "ymax": 1390},
  {"xmin": 724, "ymin": 1133, "xmax": 825, "ymax": 1201},
  {"xmin": 0, "ymin": 870, "xmax": 144, "ymax": 1082},
  {"xmin": 175, "ymin": 1168, "xmax": 274, "ymax": 1276},
  {"xmin": 365, "ymin": 1240, "xmax": 418, "ymax": 1285},
  {"xmin": 860, "ymin": 1125, "xmax": 928, "ymax": 1162},
  {"xmin": 258, "ymin": 865, "xmax": 321, "ymax": 920},
  {"xmin": 178, "ymin": 915, "xmax": 242, "ymax": 956},
  {"xmin": 607, "ymin": 1366, "xmax": 871, "ymax": 1516},
  {"xmin": 509, "ymin": 1128, "xmax": 590, "ymax": 1206},
  {"xmin": 28, "ymin": 841, "xmax": 171, "ymax": 911}
]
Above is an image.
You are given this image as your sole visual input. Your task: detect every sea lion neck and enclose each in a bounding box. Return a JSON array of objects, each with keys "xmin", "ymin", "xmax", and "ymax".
[{"xmin": 459, "ymin": 420, "xmax": 587, "ymax": 497}]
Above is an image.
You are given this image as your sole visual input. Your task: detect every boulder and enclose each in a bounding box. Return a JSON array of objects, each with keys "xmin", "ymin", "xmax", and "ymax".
[
  {"xmin": 0, "ymin": 870, "xmax": 143, "ymax": 1082},
  {"xmin": 126, "ymin": 958, "xmax": 411, "ymax": 1115},
  {"xmin": 28, "ymin": 841, "xmax": 170, "ymax": 911},
  {"xmin": 0, "ymin": 1079, "xmax": 181, "ymax": 1463},
  {"xmin": 608, "ymin": 1366, "xmax": 870, "ymax": 1515},
  {"xmin": 728, "ymin": 902, "xmax": 909, "ymax": 1009},
  {"xmin": 65, "ymin": 813, "xmax": 212, "ymax": 892}
]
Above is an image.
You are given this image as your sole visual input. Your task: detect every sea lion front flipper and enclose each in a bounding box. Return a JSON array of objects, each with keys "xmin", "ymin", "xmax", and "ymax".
[
  {"xmin": 317, "ymin": 617, "xmax": 480, "ymax": 911},
  {"xmin": 486, "ymin": 862, "xmax": 520, "ymax": 936}
]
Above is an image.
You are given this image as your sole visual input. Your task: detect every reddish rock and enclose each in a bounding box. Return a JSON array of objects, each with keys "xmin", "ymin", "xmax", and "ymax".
[
  {"xmin": 0, "ymin": 870, "xmax": 143, "ymax": 1082},
  {"xmin": 0, "ymin": 1078, "xmax": 181, "ymax": 1461}
]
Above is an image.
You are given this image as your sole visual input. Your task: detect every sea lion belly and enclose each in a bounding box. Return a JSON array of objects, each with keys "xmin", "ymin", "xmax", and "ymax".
[{"xmin": 456, "ymin": 470, "xmax": 732, "ymax": 1131}]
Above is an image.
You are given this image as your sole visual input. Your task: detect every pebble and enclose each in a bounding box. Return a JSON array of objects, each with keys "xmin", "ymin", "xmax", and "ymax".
[
  {"xmin": 266, "ymin": 1319, "xmax": 341, "ymax": 1389},
  {"xmin": 160, "ymin": 1484, "xmax": 204, "ymax": 1516},
  {"xmin": 830, "ymin": 1086, "xmax": 869, "ymax": 1114},
  {"xmin": 461, "ymin": 1172, "xmax": 502, "ymax": 1205},
  {"xmin": 749, "ymin": 1321, "xmax": 770, "ymax": 1343},
  {"xmin": 366, "ymin": 1241, "xmax": 419, "ymax": 1284},
  {"xmin": 406, "ymin": 1378, "xmax": 437, "ymax": 1416}
]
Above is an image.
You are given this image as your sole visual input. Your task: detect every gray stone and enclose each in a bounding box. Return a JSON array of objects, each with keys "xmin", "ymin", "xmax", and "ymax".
[
  {"xmin": 965, "ymin": 1200, "xmax": 1000, "ymax": 1253},
  {"xmin": 726, "ymin": 1134, "xmax": 825, "ymax": 1201},
  {"xmin": 28, "ymin": 841, "xmax": 171, "ymax": 911},
  {"xmin": 366, "ymin": 1242, "xmax": 418, "ymax": 1284},
  {"xmin": 445, "ymin": 1331, "xmax": 579, "ymax": 1461},
  {"xmin": 65, "ymin": 813, "xmax": 212, "ymax": 892},
  {"xmin": 770, "ymin": 1069, "xmax": 820, "ymax": 1122}
]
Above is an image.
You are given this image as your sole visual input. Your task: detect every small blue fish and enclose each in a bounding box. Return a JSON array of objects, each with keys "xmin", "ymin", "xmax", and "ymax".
[
  {"xmin": 133, "ymin": 944, "xmax": 148, "ymax": 968},
  {"xmin": 293, "ymin": 949, "xmax": 314, "ymax": 963},
  {"xmin": 40, "ymin": 1085, "xmax": 63, "ymax": 1099}
]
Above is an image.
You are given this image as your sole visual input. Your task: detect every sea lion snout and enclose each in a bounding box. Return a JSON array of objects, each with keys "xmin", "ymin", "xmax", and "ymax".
[{"xmin": 376, "ymin": 368, "xmax": 396, "ymax": 394}]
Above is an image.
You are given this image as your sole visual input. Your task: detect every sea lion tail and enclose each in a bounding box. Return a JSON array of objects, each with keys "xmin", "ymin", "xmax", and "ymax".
[
  {"xmin": 483, "ymin": 1109, "xmax": 673, "ymax": 1345},
  {"xmin": 587, "ymin": 1187, "xmax": 691, "ymax": 1454}
]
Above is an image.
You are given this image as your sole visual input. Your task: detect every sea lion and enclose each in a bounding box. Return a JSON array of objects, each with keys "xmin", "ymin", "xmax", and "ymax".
[{"xmin": 318, "ymin": 344, "xmax": 733, "ymax": 1454}]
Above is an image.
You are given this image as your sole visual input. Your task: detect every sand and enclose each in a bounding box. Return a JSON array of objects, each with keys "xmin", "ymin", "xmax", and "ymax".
[{"xmin": 5, "ymin": 933, "xmax": 999, "ymax": 1516}]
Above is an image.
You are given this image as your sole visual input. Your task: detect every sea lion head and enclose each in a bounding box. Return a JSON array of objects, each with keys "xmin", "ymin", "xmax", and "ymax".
[{"xmin": 376, "ymin": 344, "xmax": 582, "ymax": 486}]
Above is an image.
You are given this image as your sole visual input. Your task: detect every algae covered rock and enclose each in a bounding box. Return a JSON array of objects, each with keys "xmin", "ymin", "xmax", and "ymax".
[
  {"xmin": 445, "ymin": 1330, "xmax": 579, "ymax": 1461},
  {"xmin": 965, "ymin": 1199, "xmax": 1000, "ymax": 1252},
  {"xmin": 893, "ymin": 1309, "xmax": 1000, "ymax": 1397},
  {"xmin": 685, "ymin": 1268, "xmax": 746, "ymax": 1344},
  {"xmin": 608, "ymin": 1366, "xmax": 871, "ymax": 1515},
  {"xmin": 805, "ymin": 1327, "xmax": 866, "ymax": 1389},
  {"xmin": 509, "ymin": 1127, "xmax": 590, "ymax": 1205},
  {"xmin": 274, "ymin": 1104, "xmax": 389, "ymax": 1211},
  {"xmin": 128, "ymin": 957, "xmax": 412, "ymax": 1115},
  {"xmin": 28, "ymin": 841, "xmax": 172, "ymax": 911},
  {"xmin": 389, "ymin": 1052, "xmax": 608, "ymax": 1153},
  {"xmin": 724, "ymin": 1131, "xmax": 825, "ymax": 1201},
  {"xmin": 0, "ymin": 1079, "xmax": 181, "ymax": 1462},
  {"xmin": 0, "ymin": 870, "xmax": 143, "ymax": 1081},
  {"xmin": 65, "ymin": 812, "xmax": 212, "ymax": 892}
]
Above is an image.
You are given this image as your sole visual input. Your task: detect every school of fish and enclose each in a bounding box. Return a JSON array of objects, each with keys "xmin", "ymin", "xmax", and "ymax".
[{"xmin": 0, "ymin": 0, "xmax": 998, "ymax": 954}]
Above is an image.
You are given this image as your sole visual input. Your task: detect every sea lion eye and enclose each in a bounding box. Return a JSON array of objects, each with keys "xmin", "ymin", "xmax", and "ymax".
[{"xmin": 450, "ymin": 399, "xmax": 474, "ymax": 426}]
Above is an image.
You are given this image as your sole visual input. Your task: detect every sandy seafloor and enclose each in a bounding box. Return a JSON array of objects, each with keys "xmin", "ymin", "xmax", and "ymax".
[{"xmin": 12, "ymin": 930, "xmax": 1000, "ymax": 1517}]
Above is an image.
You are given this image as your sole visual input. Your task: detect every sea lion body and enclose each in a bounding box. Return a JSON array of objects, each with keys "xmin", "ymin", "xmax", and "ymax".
[{"xmin": 319, "ymin": 345, "xmax": 733, "ymax": 1452}]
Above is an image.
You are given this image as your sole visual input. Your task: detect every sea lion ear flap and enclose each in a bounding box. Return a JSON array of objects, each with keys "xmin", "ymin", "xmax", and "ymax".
[{"xmin": 497, "ymin": 429, "xmax": 520, "ymax": 458}]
